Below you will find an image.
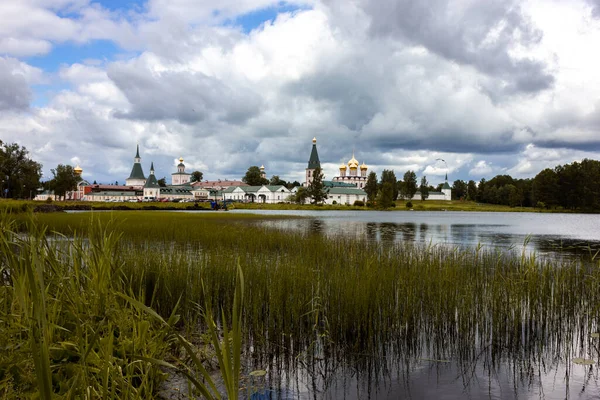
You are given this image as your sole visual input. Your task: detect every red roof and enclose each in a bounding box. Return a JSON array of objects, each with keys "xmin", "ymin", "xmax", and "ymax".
[
  {"xmin": 87, "ymin": 184, "xmax": 139, "ymax": 192},
  {"xmin": 191, "ymin": 180, "xmax": 248, "ymax": 189}
]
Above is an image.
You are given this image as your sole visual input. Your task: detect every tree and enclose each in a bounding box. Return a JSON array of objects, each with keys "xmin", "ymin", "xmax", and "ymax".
[
  {"xmin": 190, "ymin": 171, "xmax": 203, "ymax": 183},
  {"xmin": 286, "ymin": 180, "xmax": 301, "ymax": 190},
  {"xmin": 48, "ymin": 164, "xmax": 80, "ymax": 200},
  {"xmin": 401, "ymin": 170, "xmax": 417, "ymax": 200},
  {"xmin": 376, "ymin": 182, "xmax": 395, "ymax": 208},
  {"xmin": 420, "ymin": 176, "xmax": 429, "ymax": 201},
  {"xmin": 380, "ymin": 170, "xmax": 398, "ymax": 200},
  {"xmin": 270, "ymin": 175, "xmax": 286, "ymax": 186},
  {"xmin": 158, "ymin": 177, "xmax": 167, "ymax": 187},
  {"xmin": 291, "ymin": 186, "xmax": 309, "ymax": 204},
  {"xmin": 364, "ymin": 171, "xmax": 378, "ymax": 203},
  {"xmin": 0, "ymin": 141, "xmax": 42, "ymax": 199},
  {"xmin": 307, "ymin": 167, "xmax": 327, "ymax": 204},
  {"xmin": 451, "ymin": 179, "xmax": 467, "ymax": 200},
  {"xmin": 467, "ymin": 180, "xmax": 478, "ymax": 201},
  {"xmin": 242, "ymin": 166, "xmax": 269, "ymax": 186}
]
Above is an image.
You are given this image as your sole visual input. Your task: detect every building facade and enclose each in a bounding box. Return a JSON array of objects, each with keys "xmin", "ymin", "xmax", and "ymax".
[
  {"xmin": 332, "ymin": 153, "xmax": 369, "ymax": 188},
  {"xmin": 171, "ymin": 157, "xmax": 191, "ymax": 185}
]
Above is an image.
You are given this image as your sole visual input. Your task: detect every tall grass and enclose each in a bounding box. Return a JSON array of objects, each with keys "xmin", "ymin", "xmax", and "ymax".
[{"xmin": 2, "ymin": 211, "xmax": 599, "ymax": 397}]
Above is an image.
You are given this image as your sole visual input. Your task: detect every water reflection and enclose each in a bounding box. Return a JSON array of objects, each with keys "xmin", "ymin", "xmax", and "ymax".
[{"xmin": 260, "ymin": 218, "xmax": 600, "ymax": 263}]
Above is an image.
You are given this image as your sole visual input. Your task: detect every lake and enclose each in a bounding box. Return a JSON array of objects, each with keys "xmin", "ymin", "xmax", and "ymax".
[
  {"xmin": 231, "ymin": 210, "xmax": 600, "ymax": 262},
  {"xmin": 228, "ymin": 210, "xmax": 600, "ymax": 399}
]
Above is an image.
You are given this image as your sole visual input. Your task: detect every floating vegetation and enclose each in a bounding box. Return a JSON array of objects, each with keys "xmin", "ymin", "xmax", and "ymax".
[{"xmin": 2, "ymin": 211, "xmax": 600, "ymax": 398}]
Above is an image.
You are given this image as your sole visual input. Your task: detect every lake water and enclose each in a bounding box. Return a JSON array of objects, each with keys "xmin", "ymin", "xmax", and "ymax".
[
  {"xmin": 231, "ymin": 210, "xmax": 600, "ymax": 262},
  {"xmin": 228, "ymin": 210, "xmax": 600, "ymax": 399}
]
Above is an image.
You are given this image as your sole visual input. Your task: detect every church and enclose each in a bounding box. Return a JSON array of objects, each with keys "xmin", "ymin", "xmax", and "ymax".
[
  {"xmin": 302, "ymin": 137, "xmax": 452, "ymax": 203},
  {"xmin": 303, "ymin": 137, "xmax": 368, "ymax": 205}
]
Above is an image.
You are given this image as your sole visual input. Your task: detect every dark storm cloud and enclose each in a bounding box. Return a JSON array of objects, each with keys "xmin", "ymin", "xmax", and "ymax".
[
  {"xmin": 586, "ymin": 0, "xmax": 600, "ymax": 18},
  {"xmin": 327, "ymin": 0, "xmax": 554, "ymax": 94},
  {"xmin": 0, "ymin": 57, "xmax": 32, "ymax": 111},
  {"xmin": 107, "ymin": 62, "xmax": 262, "ymax": 124}
]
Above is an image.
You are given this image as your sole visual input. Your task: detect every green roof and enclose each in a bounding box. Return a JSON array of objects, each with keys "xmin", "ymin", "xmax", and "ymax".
[
  {"xmin": 135, "ymin": 144, "xmax": 140, "ymax": 159},
  {"xmin": 128, "ymin": 162, "xmax": 145, "ymax": 180},
  {"xmin": 307, "ymin": 143, "xmax": 320, "ymax": 169},
  {"xmin": 89, "ymin": 191, "xmax": 137, "ymax": 196},
  {"xmin": 144, "ymin": 163, "xmax": 160, "ymax": 188},
  {"xmin": 442, "ymin": 181, "xmax": 451, "ymax": 190},
  {"xmin": 326, "ymin": 187, "xmax": 366, "ymax": 195},
  {"xmin": 263, "ymin": 185, "xmax": 288, "ymax": 192},
  {"xmin": 323, "ymin": 181, "xmax": 356, "ymax": 188}
]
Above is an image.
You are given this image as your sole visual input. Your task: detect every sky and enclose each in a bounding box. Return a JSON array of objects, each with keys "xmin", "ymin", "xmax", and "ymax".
[{"xmin": 1, "ymin": 0, "xmax": 600, "ymax": 185}]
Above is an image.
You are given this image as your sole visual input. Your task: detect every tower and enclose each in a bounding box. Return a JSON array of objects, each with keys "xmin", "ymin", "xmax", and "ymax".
[
  {"xmin": 172, "ymin": 157, "xmax": 191, "ymax": 185},
  {"xmin": 126, "ymin": 144, "xmax": 146, "ymax": 187},
  {"xmin": 348, "ymin": 152, "xmax": 359, "ymax": 177},
  {"xmin": 260, "ymin": 165, "xmax": 266, "ymax": 180},
  {"xmin": 339, "ymin": 162, "xmax": 347, "ymax": 177},
  {"xmin": 360, "ymin": 162, "xmax": 368, "ymax": 177},
  {"xmin": 143, "ymin": 162, "xmax": 161, "ymax": 199},
  {"xmin": 305, "ymin": 137, "xmax": 321, "ymax": 186},
  {"xmin": 442, "ymin": 173, "xmax": 452, "ymax": 200}
]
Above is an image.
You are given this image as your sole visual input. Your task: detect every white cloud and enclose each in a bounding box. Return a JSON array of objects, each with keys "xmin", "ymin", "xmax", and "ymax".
[{"xmin": 1, "ymin": 0, "xmax": 600, "ymax": 185}]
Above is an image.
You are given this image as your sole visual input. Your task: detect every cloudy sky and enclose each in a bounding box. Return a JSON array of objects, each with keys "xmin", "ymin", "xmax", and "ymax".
[{"xmin": 1, "ymin": 0, "xmax": 599, "ymax": 185}]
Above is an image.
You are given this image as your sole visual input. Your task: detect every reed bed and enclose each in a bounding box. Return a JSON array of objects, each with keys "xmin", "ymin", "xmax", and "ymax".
[{"xmin": 2, "ymin": 211, "xmax": 599, "ymax": 398}]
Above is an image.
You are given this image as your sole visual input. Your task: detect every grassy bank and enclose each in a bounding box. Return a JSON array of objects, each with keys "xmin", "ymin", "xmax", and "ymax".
[
  {"xmin": 2, "ymin": 211, "xmax": 599, "ymax": 398},
  {"xmin": 0, "ymin": 198, "xmax": 567, "ymax": 214}
]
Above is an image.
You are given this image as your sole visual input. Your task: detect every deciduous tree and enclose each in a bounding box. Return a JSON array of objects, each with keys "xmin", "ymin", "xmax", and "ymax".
[
  {"xmin": 190, "ymin": 171, "xmax": 203, "ymax": 182},
  {"xmin": 0, "ymin": 141, "xmax": 42, "ymax": 199},
  {"xmin": 48, "ymin": 164, "xmax": 80, "ymax": 200},
  {"xmin": 364, "ymin": 171, "xmax": 378, "ymax": 203},
  {"xmin": 380, "ymin": 170, "xmax": 398, "ymax": 200},
  {"xmin": 242, "ymin": 166, "xmax": 269, "ymax": 186},
  {"xmin": 420, "ymin": 176, "xmax": 429, "ymax": 201},
  {"xmin": 401, "ymin": 170, "xmax": 417, "ymax": 200}
]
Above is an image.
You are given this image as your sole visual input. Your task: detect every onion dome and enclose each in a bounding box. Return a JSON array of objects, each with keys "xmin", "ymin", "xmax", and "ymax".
[
  {"xmin": 178, "ymin": 157, "xmax": 185, "ymax": 167},
  {"xmin": 360, "ymin": 162, "xmax": 368, "ymax": 170},
  {"xmin": 347, "ymin": 153, "xmax": 359, "ymax": 169},
  {"xmin": 74, "ymin": 165, "xmax": 83, "ymax": 175},
  {"xmin": 312, "ymin": 137, "xmax": 317, "ymax": 144},
  {"xmin": 260, "ymin": 165, "xmax": 265, "ymax": 170},
  {"xmin": 339, "ymin": 163, "xmax": 347, "ymax": 170}
]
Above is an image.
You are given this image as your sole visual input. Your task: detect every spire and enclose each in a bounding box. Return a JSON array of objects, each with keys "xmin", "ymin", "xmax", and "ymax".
[
  {"xmin": 144, "ymin": 161, "xmax": 160, "ymax": 188},
  {"xmin": 308, "ymin": 137, "xmax": 321, "ymax": 169},
  {"xmin": 445, "ymin": 173, "xmax": 448, "ymax": 181},
  {"xmin": 127, "ymin": 144, "xmax": 145, "ymax": 180}
]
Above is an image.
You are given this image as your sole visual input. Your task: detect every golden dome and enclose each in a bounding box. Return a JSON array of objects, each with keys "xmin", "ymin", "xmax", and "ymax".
[
  {"xmin": 260, "ymin": 165, "xmax": 265, "ymax": 170},
  {"xmin": 312, "ymin": 137, "xmax": 317, "ymax": 144},
  {"xmin": 179, "ymin": 157, "xmax": 184, "ymax": 163},
  {"xmin": 347, "ymin": 153, "xmax": 359, "ymax": 169},
  {"xmin": 74, "ymin": 165, "xmax": 83, "ymax": 174},
  {"xmin": 360, "ymin": 162, "xmax": 368, "ymax": 170},
  {"xmin": 339, "ymin": 163, "xmax": 347, "ymax": 170}
]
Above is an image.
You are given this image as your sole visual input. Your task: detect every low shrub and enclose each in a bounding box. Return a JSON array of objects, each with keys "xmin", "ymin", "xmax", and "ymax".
[
  {"xmin": 406, "ymin": 201, "xmax": 413, "ymax": 208},
  {"xmin": 353, "ymin": 200, "xmax": 365, "ymax": 207}
]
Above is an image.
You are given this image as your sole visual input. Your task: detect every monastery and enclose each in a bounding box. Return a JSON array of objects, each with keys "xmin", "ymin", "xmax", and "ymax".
[{"xmin": 35, "ymin": 139, "xmax": 451, "ymax": 203}]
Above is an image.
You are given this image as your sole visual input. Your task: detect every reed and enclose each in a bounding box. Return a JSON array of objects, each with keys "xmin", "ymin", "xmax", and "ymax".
[{"xmin": 2, "ymin": 211, "xmax": 599, "ymax": 398}]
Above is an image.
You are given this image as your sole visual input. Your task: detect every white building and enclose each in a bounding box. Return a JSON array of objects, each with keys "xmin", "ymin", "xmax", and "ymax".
[
  {"xmin": 409, "ymin": 175, "xmax": 452, "ymax": 201},
  {"xmin": 222, "ymin": 185, "xmax": 291, "ymax": 203},
  {"xmin": 171, "ymin": 157, "xmax": 191, "ymax": 185},
  {"xmin": 324, "ymin": 187, "xmax": 367, "ymax": 205}
]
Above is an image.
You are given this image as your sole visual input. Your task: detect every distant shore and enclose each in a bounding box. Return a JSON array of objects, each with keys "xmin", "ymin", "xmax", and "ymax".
[{"xmin": 0, "ymin": 198, "xmax": 587, "ymax": 213}]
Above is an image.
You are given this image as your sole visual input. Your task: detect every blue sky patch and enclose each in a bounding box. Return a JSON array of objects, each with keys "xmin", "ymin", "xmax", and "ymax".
[
  {"xmin": 26, "ymin": 40, "xmax": 121, "ymax": 73},
  {"xmin": 229, "ymin": 3, "xmax": 311, "ymax": 33}
]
